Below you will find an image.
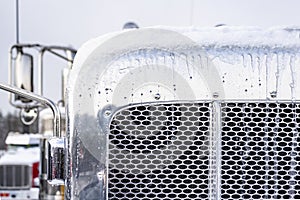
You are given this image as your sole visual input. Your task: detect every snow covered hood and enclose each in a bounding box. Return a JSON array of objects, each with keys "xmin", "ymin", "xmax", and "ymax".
[
  {"xmin": 69, "ymin": 26, "xmax": 300, "ymax": 102},
  {"xmin": 178, "ymin": 26, "xmax": 300, "ymax": 48},
  {"xmin": 5, "ymin": 132, "xmax": 41, "ymax": 146}
]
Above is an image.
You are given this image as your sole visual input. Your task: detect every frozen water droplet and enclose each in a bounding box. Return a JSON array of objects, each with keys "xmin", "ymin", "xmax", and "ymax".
[
  {"xmin": 270, "ymin": 91, "xmax": 277, "ymax": 98},
  {"xmin": 154, "ymin": 93, "xmax": 161, "ymax": 100},
  {"xmin": 213, "ymin": 92, "xmax": 219, "ymax": 98},
  {"xmin": 105, "ymin": 110, "xmax": 111, "ymax": 116}
]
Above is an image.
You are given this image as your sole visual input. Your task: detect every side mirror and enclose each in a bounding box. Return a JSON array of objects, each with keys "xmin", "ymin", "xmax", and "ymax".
[{"xmin": 14, "ymin": 49, "xmax": 34, "ymax": 103}]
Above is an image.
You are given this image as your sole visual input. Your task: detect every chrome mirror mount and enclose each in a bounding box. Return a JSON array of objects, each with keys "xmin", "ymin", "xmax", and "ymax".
[{"xmin": 0, "ymin": 83, "xmax": 64, "ymax": 185}]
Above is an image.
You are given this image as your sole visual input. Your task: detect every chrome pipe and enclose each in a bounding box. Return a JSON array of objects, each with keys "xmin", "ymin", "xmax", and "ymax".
[
  {"xmin": 8, "ymin": 46, "xmax": 13, "ymax": 105},
  {"xmin": 38, "ymin": 46, "xmax": 76, "ymax": 96},
  {"xmin": 0, "ymin": 83, "xmax": 61, "ymax": 137},
  {"xmin": 38, "ymin": 49, "xmax": 45, "ymax": 96}
]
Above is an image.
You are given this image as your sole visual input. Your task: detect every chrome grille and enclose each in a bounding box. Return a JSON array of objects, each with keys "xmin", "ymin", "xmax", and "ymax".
[
  {"xmin": 0, "ymin": 165, "xmax": 31, "ymax": 189},
  {"xmin": 109, "ymin": 103, "xmax": 213, "ymax": 200},
  {"xmin": 108, "ymin": 101, "xmax": 300, "ymax": 199},
  {"xmin": 221, "ymin": 102, "xmax": 300, "ymax": 199}
]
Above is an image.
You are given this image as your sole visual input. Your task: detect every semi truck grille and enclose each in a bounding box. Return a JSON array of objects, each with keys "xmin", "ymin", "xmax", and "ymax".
[
  {"xmin": 108, "ymin": 101, "xmax": 300, "ymax": 200},
  {"xmin": 0, "ymin": 165, "xmax": 31, "ymax": 189}
]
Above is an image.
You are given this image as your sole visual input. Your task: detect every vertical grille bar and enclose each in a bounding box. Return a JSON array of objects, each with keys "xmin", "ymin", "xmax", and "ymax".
[
  {"xmin": 212, "ymin": 101, "xmax": 222, "ymax": 200},
  {"xmin": 0, "ymin": 165, "xmax": 31, "ymax": 189},
  {"xmin": 289, "ymin": 104, "xmax": 299, "ymax": 199}
]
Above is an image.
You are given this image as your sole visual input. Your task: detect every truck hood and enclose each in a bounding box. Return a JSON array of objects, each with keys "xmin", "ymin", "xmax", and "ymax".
[{"xmin": 0, "ymin": 147, "xmax": 40, "ymax": 165}]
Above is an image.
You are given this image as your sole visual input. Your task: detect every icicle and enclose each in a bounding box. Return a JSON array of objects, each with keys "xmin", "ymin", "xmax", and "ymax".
[
  {"xmin": 135, "ymin": 56, "xmax": 141, "ymax": 70},
  {"xmin": 249, "ymin": 53, "xmax": 255, "ymax": 72},
  {"xmin": 189, "ymin": 52, "xmax": 196, "ymax": 79},
  {"xmin": 198, "ymin": 53, "xmax": 203, "ymax": 69},
  {"xmin": 275, "ymin": 52, "xmax": 286, "ymax": 98},
  {"xmin": 170, "ymin": 52, "xmax": 176, "ymax": 65},
  {"xmin": 163, "ymin": 51, "xmax": 167, "ymax": 65},
  {"xmin": 257, "ymin": 53, "xmax": 262, "ymax": 84},
  {"xmin": 265, "ymin": 54, "xmax": 271, "ymax": 98},
  {"xmin": 289, "ymin": 54, "xmax": 296, "ymax": 101},
  {"xmin": 148, "ymin": 51, "xmax": 155, "ymax": 67},
  {"xmin": 183, "ymin": 53, "xmax": 192, "ymax": 79},
  {"xmin": 153, "ymin": 50, "xmax": 159, "ymax": 66},
  {"xmin": 171, "ymin": 52, "xmax": 176, "ymax": 99},
  {"xmin": 242, "ymin": 53, "xmax": 248, "ymax": 68}
]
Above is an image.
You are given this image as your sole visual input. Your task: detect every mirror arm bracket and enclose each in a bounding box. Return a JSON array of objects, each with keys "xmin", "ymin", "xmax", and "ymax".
[{"xmin": 0, "ymin": 83, "xmax": 61, "ymax": 137}]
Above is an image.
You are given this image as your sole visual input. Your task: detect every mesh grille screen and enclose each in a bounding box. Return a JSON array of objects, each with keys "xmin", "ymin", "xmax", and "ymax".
[
  {"xmin": 221, "ymin": 102, "xmax": 300, "ymax": 199},
  {"xmin": 109, "ymin": 103, "xmax": 213, "ymax": 200},
  {"xmin": 108, "ymin": 101, "xmax": 300, "ymax": 199}
]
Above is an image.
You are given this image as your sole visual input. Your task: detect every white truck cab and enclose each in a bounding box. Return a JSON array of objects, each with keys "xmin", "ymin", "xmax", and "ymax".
[{"xmin": 0, "ymin": 133, "xmax": 40, "ymax": 200}]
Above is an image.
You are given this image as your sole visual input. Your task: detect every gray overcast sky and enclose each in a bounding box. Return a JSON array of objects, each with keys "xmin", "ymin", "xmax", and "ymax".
[{"xmin": 1, "ymin": 0, "xmax": 300, "ymax": 114}]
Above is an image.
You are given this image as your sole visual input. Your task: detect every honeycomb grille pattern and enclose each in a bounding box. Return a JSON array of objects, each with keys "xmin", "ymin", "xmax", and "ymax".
[
  {"xmin": 221, "ymin": 102, "xmax": 300, "ymax": 199},
  {"xmin": 108, "ymin": 101, "xmax": 300, "ymax": 199},
  {"xmin": 109, "ymin": 103, "xmax": 213, "ymax": 200}
]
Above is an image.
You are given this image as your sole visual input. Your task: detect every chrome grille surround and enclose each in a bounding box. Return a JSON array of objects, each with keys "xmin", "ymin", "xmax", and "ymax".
[
  {"xmin": 108, "ymin": 101, "xmax": 300, "ymax": 199},
  {"xmin": 0, "ymin": 164, "xmax": 31, "ymax": 189}
]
